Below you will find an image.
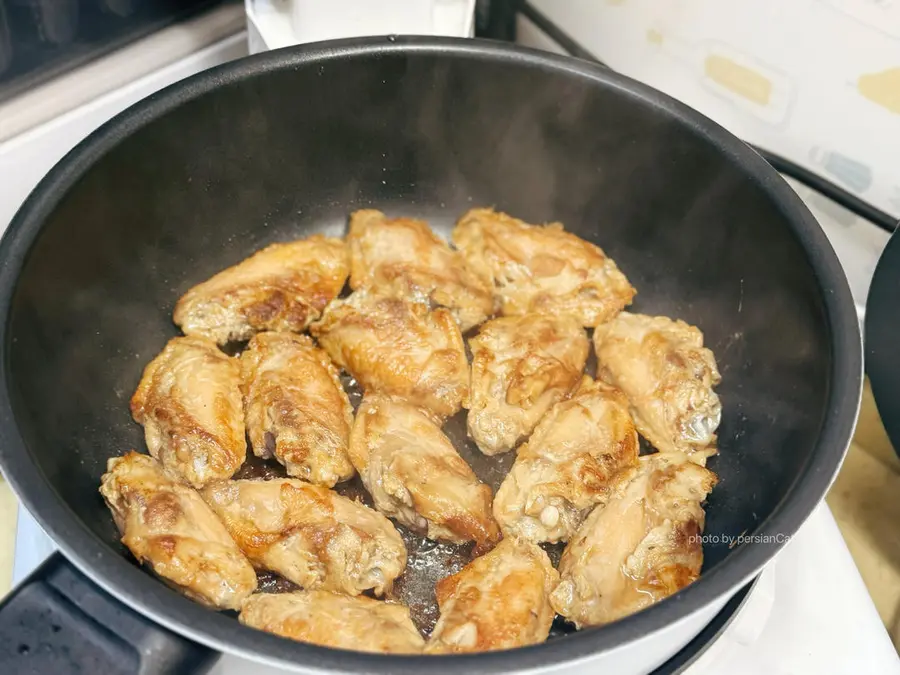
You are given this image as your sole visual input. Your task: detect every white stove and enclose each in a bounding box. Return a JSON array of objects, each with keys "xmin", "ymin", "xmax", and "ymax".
[{"xmin": 2, "ymin": 10, "xmax": 899, "ymax": 675}]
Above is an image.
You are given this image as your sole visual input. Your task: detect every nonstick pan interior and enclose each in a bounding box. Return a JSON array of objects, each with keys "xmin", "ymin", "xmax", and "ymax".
[{"xmin": 0, "ymin": 38, "xmax": 860, "ymax": 670}]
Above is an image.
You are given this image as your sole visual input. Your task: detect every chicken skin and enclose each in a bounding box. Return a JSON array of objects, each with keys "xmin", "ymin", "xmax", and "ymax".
[
  {"xmin": 551, "ymin": 451, "xmax": 717, "ymax": 627},
  {"xmin": 349, "ymin": 394, "xmax": 500, "ymax": 548},
  {"xmin": 310, "ymin": 290, "xmax": 468, "ymax": 420},
  {"xmin": 240, "ymin": 591, "xmax": 425, "ymax": 654},
  {"xmin": 130, "ymin": 336, "xmax": 245, "ymax": 488},
  {"xmin": 452, "ymin": 208, "xmax": 635, "ymax": 327},
  {"xmin": 174, "ymin": 235, "xmax": 349, "ymax": 344},
  {"xmin": 467, "ymin": 314, "xmax": 589, "ymax": 456},
  {"xmin": 593, "ymin": 313, "xmax": 722, "ymax": 455},
  {"xmin": 425, "ymin": 537, "xmax": 558, "ymax": 654},
  {"xmin": 493, "ymin": 377, "xmax": 640, "ymax": 544},
  {"xmin": 100, "ymin": 452, "xmax": 256, "ymax": 610},
  {"xmin": 201, "ymin": 478, "xmax": 406, "ymax": 597},
  {"xmin": 241, "ymin": 332, "xmax": 354, "ymax": 487},
  {"xmin": 347, "ymin": 210, "xmax": 494, "ymax": 331}
]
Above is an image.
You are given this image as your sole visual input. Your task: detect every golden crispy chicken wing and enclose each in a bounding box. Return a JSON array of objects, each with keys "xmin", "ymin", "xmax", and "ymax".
[
  {"xmin": 451, "ymin": 208, "xmax": 635, "ymax": 327},
  {"xmin": 240, "ymin": 591, "xmax": 424, "ymax": 654},
  {"xmin": 349, "ymin": 394, "xmax": 500, "ymax": 548},
  {"xmin": 425, "ymin": 537, "xmax": 558, "ymax": 653},
  {"xmin": 551, "ymin": 451, "xmax": 717, "ymax": 627},
  {"xmin": 201, "ymin": 478, "xmax": 406, "ymax": 596},
  {"xmin": 593, "ymin": 312, "xmax": 722, "ymax": 454},
  {"xmin": 493, "ymin": 377, "xmax": 640, "ymax": 544},
  {"xmin": 174, "ymin": 235, "xmax": 349, "ymax": 344},
  {"xmin": 241, "ymin": 332, "xmax": 354, "ymax": 487},
  {"xmin": 310, "ymin": 290, "xmax": 468, "ymax": 420},
  {"xmin": 100, "ymin": 452, "xmax": 256, "ymax": 610},
  {"xmin": 347, "ymin": 210, "xmax": 494, "ymax": 331},
  {"xmin": 130, "ymin": 336, "xmax": 245, "ymax": 488},
  {"xmin": 467, "ymin": 314, "xmax": 589, "ymax": 456}
]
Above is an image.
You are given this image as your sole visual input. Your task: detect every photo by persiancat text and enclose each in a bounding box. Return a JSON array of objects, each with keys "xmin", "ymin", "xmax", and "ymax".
[{"xmin": 689, "ymin": 532, "xmax": 792, "ymax": 548}]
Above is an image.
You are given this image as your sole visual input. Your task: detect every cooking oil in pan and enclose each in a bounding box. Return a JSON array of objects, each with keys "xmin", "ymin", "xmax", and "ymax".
[{"xmin": 235, "ymin": 364, "xmax": 574, "ymax": 636}]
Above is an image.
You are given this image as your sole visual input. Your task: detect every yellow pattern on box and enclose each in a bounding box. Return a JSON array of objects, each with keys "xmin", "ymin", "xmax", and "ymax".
[
  {"xmin": 858, "ymin": 67, "xmax": 900, "ymax": 115},
  {"xmin": 704, "ymin": 55, "xmax": 773, "ymax": 106}
]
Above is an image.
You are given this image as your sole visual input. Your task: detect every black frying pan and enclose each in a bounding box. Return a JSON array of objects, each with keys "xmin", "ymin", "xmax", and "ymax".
[{"xmin": 0, "ymin": 37, "xmax": 862, "ymax": 674}]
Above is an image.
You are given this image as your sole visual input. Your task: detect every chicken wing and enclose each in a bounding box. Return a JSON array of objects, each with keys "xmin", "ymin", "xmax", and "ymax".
[
  {"xmin": 99, "ymin": 452, "xmax": 256, "ymax": 610},
  {"xmin": 493, "ymin": 377, "xmax": 640, "ymax": 544},
  {"xmin": 310, "ymin": 290, "xmax": 468, "ymax": 420},
  {"xmin": 347, "ymin": 209, "xmax": 494, "ymax": 331},
  {"xmin": 241, "ymin": 332, "xmax": 354, "ymax": 487},
  {"xmin": 451, "ymin": 208, "xmax": 635, "ymax": 327},
  {"xmin": 425, "ymin": 537, "xmax": 558, "ymax": 653},
  {"xmin": 240, "ymin": 591, "xmax": 424, "ymax": 654},
  {"xmin": 550, "ymin": 451, "xmax": 717, "ymax": 627},
  {"xmin": 130, "ymin": 336, "xmax": 245, "ymax": 488},
  {"xmin": 174, "ymin": 235, "xmax": 348, "ymax": 344},
  {"xmin": 349, "ymin": 394, "xmax": 500, "ymax": 548},
  {"xmin": 201, "ymin": 478, "xmax": 405, "ymax": 596},
  {"xmin": 593, "ymin": 312, "xmax": 722, "ymax": 455},
  {"xmin": 467, "ymin": 314, "xmax": 589, "ymax": 456}
]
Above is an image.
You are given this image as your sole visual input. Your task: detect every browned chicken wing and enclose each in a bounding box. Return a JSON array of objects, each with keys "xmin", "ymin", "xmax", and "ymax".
[
  {"xmin": 347, "ymin": 209, "xmax": 494, "ymax": 331},
  {"xmin": 99, "ymin": 452, "xmax": 256, "ymax": 610},
  {"xmin": 452, "ymin": 208, "xmax": 635, "ymax": 327},
  {"xmin": 425, "ymin": 537, "xmax": 558, "ymax": 653},
  {"xmin": 493, "ymin": 377, "xmax": 640, "ymax": 544},
  {"xmin": 130, "ymin": 336, "xmax": 245, "ymax": 488},
  {"xmin": 310, "ymin": 290, "xmax": 468, "ymax": 420},
  {"xmin": 349, "ymin": 394, "xmax": 500, "ymax": 548},
  {"xmin": 241, "ymin": 332, "xmax": 354, "ymax": 487},
  {"xmin": 240, "ymin": 591, "xmax": 425, "ymax": 654},
  {"xmin": 174, "ymin": 235, "xmax": 349, "ymax": 344},
  {"xmin": 551, "ymin": 451, "xmax": 717, "ymax": 627},
  {"xmin": 467, "ymin": 314, "xmax": 589, "ymax": 456},
  {"xmin": 202, "ymin": 478, "xmax": 406, "ymax": 596},
  {"xmin": 593, "ymin": 312, "xmax": 722, "ymax": 454}
]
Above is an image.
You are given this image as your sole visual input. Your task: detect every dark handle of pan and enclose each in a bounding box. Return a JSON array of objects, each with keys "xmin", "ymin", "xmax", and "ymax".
[{"xmin": 0, "ymin": 552, "xmax": 219, "ymax": 675}]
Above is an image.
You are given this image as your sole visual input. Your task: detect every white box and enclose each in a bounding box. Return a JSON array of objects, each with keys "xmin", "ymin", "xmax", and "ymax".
[{"xmin": 246, "ymin": 0, "xmax": 475, "ymax": 53}]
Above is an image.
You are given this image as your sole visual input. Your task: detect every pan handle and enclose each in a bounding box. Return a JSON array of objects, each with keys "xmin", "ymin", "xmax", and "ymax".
[{"xmin": 0, "ymin": 552, "xmax": 219, "ymax": 674}]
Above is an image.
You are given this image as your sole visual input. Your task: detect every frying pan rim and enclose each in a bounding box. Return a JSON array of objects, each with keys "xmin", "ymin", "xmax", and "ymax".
[{"xmin": 0, "ymin": 36, "xmax": 862, "ymax": 672}]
